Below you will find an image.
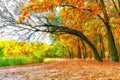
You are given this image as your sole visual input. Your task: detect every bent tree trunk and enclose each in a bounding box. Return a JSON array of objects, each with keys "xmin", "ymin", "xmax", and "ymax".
[{"xmin": 66, "ymin": 29, "xmax": 102, "ymax": 62}]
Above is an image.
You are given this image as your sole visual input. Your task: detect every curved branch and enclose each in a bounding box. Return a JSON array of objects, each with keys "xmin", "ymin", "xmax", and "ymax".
[{"xmin": 25, "ymin": 23, "xmax": 102, "ymax": 61}]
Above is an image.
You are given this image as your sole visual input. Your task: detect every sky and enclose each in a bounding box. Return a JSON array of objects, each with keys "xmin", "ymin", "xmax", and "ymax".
[{"xmin": 0, "ymin": 0, "xmax": 52, "ymax": 44}]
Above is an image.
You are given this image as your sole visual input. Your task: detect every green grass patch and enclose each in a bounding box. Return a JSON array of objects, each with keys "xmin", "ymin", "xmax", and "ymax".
[{"xmin": 0, "ymin": 57, "xmax": 42, "ymax": 67}]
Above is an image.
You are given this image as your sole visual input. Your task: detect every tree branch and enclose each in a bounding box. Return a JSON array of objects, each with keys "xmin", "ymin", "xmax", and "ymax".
[{"xmin": 112, "ymin": 0, "xmax": 120, "ymax": 15}]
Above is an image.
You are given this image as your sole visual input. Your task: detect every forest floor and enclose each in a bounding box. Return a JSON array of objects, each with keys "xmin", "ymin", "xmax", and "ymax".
[{"xmin": 0, "ymin": 59, "xmax": 120, "ymax": 80}]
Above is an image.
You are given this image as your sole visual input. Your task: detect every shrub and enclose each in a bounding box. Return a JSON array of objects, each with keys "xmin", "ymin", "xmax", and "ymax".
[{"xmin": 0, "ymin": 48, "xmax": 4, "ymax": 57}]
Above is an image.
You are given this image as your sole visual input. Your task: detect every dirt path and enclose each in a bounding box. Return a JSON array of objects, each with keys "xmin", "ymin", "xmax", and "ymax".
[{"xmin": 0, "ymin": 60, "xmax": 120, "ymax": 80}]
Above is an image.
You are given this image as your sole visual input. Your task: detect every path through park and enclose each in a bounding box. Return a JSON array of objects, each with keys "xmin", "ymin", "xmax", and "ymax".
[{"xmin": 0, "ymin": 59, "xmax": 120, "ymax": 80}]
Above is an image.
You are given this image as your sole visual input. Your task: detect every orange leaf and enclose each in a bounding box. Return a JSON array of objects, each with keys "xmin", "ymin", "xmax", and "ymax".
[{"xmin": 53, "ymin": 0, "xmax": 59, "ymax": 6}]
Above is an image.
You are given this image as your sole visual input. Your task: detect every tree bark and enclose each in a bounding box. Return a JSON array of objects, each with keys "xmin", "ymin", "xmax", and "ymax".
[
  {"xmin": 97, "ymin": 0, "xmax": 119, "ymax": 62},
  {"xmin": 99, "ymin": 33, "xmax": 105, "ymax": 59},
  {"xmin": 105, "ymin": 23, "xmax": 119, "ymax": 61},
  {"xmin": 77, "ymin": 38, "xmax": 82, "ymax": 59},
  {"xmin": 118, "ymin": 29, "xmax": 120, "ymax": 59},
  {"xmin": 77, "ymin": 45, "xmax": 82, "ymax": 59},
  {"xmin": 118, "ymin": 0, "xmax": 120, "ymax": 8},
  {"xmin": 68, "ymin": 48, "xmax": 74, "ymax": 59},
  {"xmin": 81, "ymin": 39, "xmax": 88, "ymax": 59}
]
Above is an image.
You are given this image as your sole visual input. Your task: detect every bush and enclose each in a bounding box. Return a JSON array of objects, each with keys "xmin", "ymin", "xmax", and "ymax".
[
  {"xmin": 0, "ymin": 48, "xmax": 4, "ymax": 57},
  {"xmin": 32, "ymin": 50, "xmax": 45, "ymax": 62}
]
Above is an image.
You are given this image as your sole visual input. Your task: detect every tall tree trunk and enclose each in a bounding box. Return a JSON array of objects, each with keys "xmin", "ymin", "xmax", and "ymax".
[
  {"xmin": 118, "ymin": 29, "xmax": 120, "ymax": 59},
  {"xmin": 77, "ymin": 45, "xmax": 82, "ymax": 59},
  {"xmin": 105, "ymin": 23, "xmax": 119, "ymax": 61},
  {"xmin": 97, "ymin": 0, "xmax": 119, "ymax": 62},
  {"xmin": 88, "ymin": 50, "xmax": 93, "ymax": 59},
  {"xmin": 68, "ymin": 48, "xmax": 74, "ymax": 59},
  {"xmin": 99, "ymin": 33, "xmax": 105, "ymax": 59},
  {"xmin": 118, "ymin": 0, "xmax": 120, "ymax": 8},
  {"xmin": 66, "ymin": 29, "xmax": 102, "ymax": 61},
  {"xmin": 81, "ymin": 39, "xmax": 88, "ymax": 59},
  {"xmin": 71, "ymin": 48, "xmax": 74, "ymax": 59},
  {"xmin": 108, "ymin": 37, "xmax": 111, "ymax": 59},
  {"xmin": 77, "ymin": 38, "xmax": 82, "ymax": 59}
]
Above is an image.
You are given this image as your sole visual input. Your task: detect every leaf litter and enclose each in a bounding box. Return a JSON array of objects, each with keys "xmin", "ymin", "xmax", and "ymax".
[{"xmin": 0, "ymin": 59, "xmax": 120, "ymax": 80}]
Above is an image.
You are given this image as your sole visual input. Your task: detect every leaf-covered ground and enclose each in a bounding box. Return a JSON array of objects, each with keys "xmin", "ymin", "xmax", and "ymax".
[{"xmin": 0, "ymin": 59, "xmax": 120, "ymax": 80}]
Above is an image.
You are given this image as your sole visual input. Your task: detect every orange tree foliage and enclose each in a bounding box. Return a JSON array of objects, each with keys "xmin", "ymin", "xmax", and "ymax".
[
  {"xmin": 17, "ymin": 0, "xmax": 101, "ymax": 29},
  {"xmin": 17, "ymin": 0, "xmax": 84, "ymax": 25},
  {"xmin": 17, "ymin": 0, "xmax": 104, "ymax": 35}
]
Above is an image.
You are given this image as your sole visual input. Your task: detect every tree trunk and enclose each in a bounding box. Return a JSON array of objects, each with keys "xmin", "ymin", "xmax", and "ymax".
[
  {"xmin": 77, "ymin": 45, "xmax": 82, "ymax": 59},
  {"xmin": 118, "ymin": 29, "xmax": 120, "ymax": 59},
  {"xmin": 118, "ymin": 42, "xmax": 120, "ymax": 59},
  {"xmin": 108, "ymin": 37, "xmax": 111, "ymax": 59},
  {"xmin": 77, "ymin": 38, "xmax": 82, "ymax": 59},
  {"xmin": 68, "ymin": 48, "xmax": 74, "ymax": 59},
  {"xmin": 105, "ymin": 23, "xmax": 119, "ymax": 62},
  {"xmin": 97, "ymin": 0, "xmax": 119, "ymax": 62},
  {"xmin": 99, "ymin": 33, "xmax": 105, "ymax": 59},
  {"xmin": 118, "ymin": 0, "xmax": 120, "ymax": 8},
  {"xmin": 81, "ymin": 39, "xmax": 88, "ymax": 59},
  {"xmin": 66, "ymin": 29, "xmax": 102, "ymax": 61}
]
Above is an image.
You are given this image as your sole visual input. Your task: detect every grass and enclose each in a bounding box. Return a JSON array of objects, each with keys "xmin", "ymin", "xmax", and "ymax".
[
  {"xmin": 0, "ymin": 57, "xmax": 88, "ymax": 67},
  {"xmin": 0, "ymin": 57, "xmax": 42, "ymax": 67}
]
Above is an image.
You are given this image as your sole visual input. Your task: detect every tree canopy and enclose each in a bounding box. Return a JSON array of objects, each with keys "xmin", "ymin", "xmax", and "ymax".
[{"xmin": 17, "ymin": 0, "xmax": 120, "ymax": 62}]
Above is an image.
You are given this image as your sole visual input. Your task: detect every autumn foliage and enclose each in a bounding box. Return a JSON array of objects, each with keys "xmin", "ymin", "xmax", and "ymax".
[{"xmin": 16, "ymin": 0, "xmax": 120, "ymax": 62}]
